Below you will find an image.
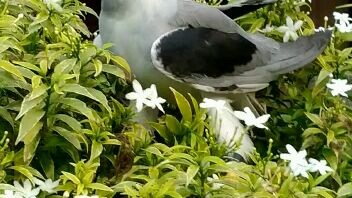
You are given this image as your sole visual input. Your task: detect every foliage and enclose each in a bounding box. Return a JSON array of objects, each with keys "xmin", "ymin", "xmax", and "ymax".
[{"xmin": 0, "ymin": 0, "xmax": 352, "ymax": 197}]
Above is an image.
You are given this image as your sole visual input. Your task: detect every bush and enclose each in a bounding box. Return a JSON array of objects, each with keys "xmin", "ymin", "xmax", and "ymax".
[{"xmin": 0, "ymin": 0, "xmax": 352, "ymax": 197}]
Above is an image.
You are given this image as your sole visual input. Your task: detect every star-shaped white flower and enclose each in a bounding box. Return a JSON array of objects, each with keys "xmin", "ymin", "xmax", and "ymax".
[
  {"xmin": 233, "ymin": 107, "xmax": 270, "ymax": 129},
  {"xmin": 280, "ymin": 144, "xmax": 308, "ymax": 164},
  {"xmin": 277, "ymin": 16, "xmax": 303, "ymax": 42},
  {"xmin": 199, "ymin": 98, "xmax": 227, "ymax": 112},
  {"xmin": 333, "ymin": 12, "xmax": 352, "ymax": 33},
  {"xmin": 43, "ymin": 0, "xmax": 63, "ymax": 12},
  {"xmin": 280, "ymin": 144, "xmax": 310, "ymax": 178},
  {"xmin": 290, "ymin": 162, "xmax": 310, "ymax": 178},
  {"xmin": 0, "ymin": 190, "xmax": 23, "ymax": 198},
  {"xmin": 333, "ymin": 12, "xmax": 352, "ymax": 27},
  {"xmin": 326, "ymin": 79, "xmax": 352, "ymax": 97},
  {"xmin": 147, "ymin": 84, "xmax": 166, "ymax": 113},
  {"xmin": 125, "ymin": 80, "xmax": 154, "ymax": 112},
  {"xmin": 33, "ymin": 178, "xmax": 59, "ymax": 194},
  {"xmin": 308, "ymin": 158, "xmax": 333, "ymax": 175},
  {"xmin": 13, "ymin": 180, "xmax": 40, "ymax": 198}
]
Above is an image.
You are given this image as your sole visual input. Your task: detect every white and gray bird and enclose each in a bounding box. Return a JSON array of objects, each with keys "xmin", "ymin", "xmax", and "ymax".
[{"xmin": 96, "ymin": 0, "xmax": 331, "ymax": 160}]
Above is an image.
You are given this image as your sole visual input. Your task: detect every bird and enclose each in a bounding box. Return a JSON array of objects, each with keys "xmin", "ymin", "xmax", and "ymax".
[{"xmin": 96, "ymin": 0, "xmax": 331, "ymax": 160}]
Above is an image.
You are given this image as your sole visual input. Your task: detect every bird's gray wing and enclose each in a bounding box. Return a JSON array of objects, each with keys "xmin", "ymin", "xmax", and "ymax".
[
  {"xmin": 216, "ymin": 0, "xmax": 277, "ymax": 19},
  {"xmin": 150, "ymin": 0, "xmax": 331, "ymax": 93}
]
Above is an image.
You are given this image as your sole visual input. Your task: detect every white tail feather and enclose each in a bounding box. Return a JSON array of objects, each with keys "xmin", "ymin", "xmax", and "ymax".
[{"xmin": 207, "ymin": 101, "xmax": 254, "ymax": 160}]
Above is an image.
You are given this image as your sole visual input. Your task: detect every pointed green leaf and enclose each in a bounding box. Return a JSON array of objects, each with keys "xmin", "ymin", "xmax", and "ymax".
[
  {"xmin": 170, "ymin": 88, "xmax": 192, "ymax": 123},
  {"xmin": 54, "ymin": 114, "xmax": 82, "ymax": 132},
  {"xmin": 90, "ymin": 140, "xmax": 103, "ymax": 160},
  {"xmin": 186, "ymin": 165, "xmax": 199, "ymax": 187},
  {"xmin": 92, "ymin": 59, "xmax": 103, "ymax": 77},
  {"xmin": 16, "ymin": 95, "xmax": 45, "ymax": 120},
  {"xmin": 61, "ymin": 84, "xmax": 111, "ymax": 114},
  {"xmin": 102, "ymin": 64, "xmax": 126, "ymax": 79},
  {"xmin": 86, "ymin": 183, "xmax": 113, "ymax": 192},
  {"xmin": 0, "ymin": 60, "xmax": 26, "ymax": 82},
  {"xmin": 54, "ymin": 59, "xmax": 77, "ymax": 74},
  {"xmin": 53, "ymin": 126, "xmax": 82, "ymax": 150},
  {"xmin": 24, "ymin": 133, "xmax": 41, "ymax": 163},
  {"xmin": 60, "ymin": 98, "xmax": 95, "ymax": 120},
  {"xmin": 337, "ymin": 182, "xmax": 352, "ymax": 198},
  {"xmin": 62, "ymin": 171, "xmax": 81, "ymax": 184},
  {"xmin": 16, "ymin": 109, "xmax": 45, "ymax": 145},
  {"xmin": 0, "ymin": 106, "xmax": 14, "ymax": 128}
]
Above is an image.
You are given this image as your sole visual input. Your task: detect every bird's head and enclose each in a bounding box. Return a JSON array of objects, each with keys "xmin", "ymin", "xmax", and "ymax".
[{"xmin": 101, "ymin": 0, "xmax": 135, "ymax": 14}]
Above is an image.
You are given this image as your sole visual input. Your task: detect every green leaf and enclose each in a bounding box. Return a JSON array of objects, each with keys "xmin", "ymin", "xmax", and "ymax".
[
  {"xmin": 16, "ymin": 109, "xmax": 45, "ymax": 145},
  {"xmin": 165, "ymin": 115, "xmax": 181, "ymax": 135},
  {"xmin": 102, "ymin": 64, "xmax": 126, "ymax": 79},
  {"xmin": 10, "ymin": 166, "xmax": 34, "ymax": 181},
  {"xmin": 62, "ymin": 171, "xmax": 81, "ymax": 184},
  {"xmin": 0, "ymin": 60, "xmax": 26, "ymax": 82},
  {"xmin": 24, "ymin": 133, "xmax": 40, "ymax": 162},
  {"xmin": 302, "ymin": 128, "xmax": 324, "ymax": 138},
  {"xmin": 13, "ymin": 61, "xmax": 41, "ymax": 73},
  {"xmin": 92, "ymin": 59, "xmax": 103, "ymax": 77},
  {"xmin": 103, "ymin": 139, "xmax": 121, "ymax": 146},
  {"xmin": 61, "ymin": 84, "xmax": 111, "ymax": 115},
  {"xmin": 54, "ymin": 114, "xmax": 82, "ymax": 132},
  {"xmin": 186, "ymin": 165, "xmax": 199, "ymax": 187},
  {"xmin": 16, "ymin": 94, "xmax": 45, "ymax": 120},
  {"xmin": 0, "ymin": 106, "xmax": 14, "ymax": 128},
  {"xmin": 86, "ymin": 183, "xmax": 113, "ymax": 192},
  {"xmin": 54, "ymin": 59, "xmax": 77, "ymax": 74},
  {"xmin": 337, "ymin": 183, "xmax": 352, "ymax": 198},
  {"xmin": 150, "ymin": 123, "xmax": 170, "ymax": 143},
  {"xmin": 148, "ymin": 167, "xmax": 159, "ymax": 179},
  {"xmin": 202, "ymin": 156, "xmax": 226, "ymax": 165},
  {"xmin": 170, "ymin": 88, "xmax": 192, "ymax": 123},
  {"xmin": 313, "ymin": 173, "xmax": 332, "ymax": 187},
  {"xmin": 53, "ymin": 127, "xmax": 82, "ymax": 150},
  {"xmin": 305, "ymin": 113, "xmax": 324, "ymax": 128},
  {"xmin": 60, "ymin": 98, "xmax": 95, "ymax": 121},
  {"xmin": 90, "ymin": 140, "xmax": 103, "ymax": 160}
]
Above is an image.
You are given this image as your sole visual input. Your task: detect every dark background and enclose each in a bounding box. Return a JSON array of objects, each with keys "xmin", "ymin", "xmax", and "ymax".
[{"xmin": 81, "ymin": 0, "xmax": 351, "ymax": 33}]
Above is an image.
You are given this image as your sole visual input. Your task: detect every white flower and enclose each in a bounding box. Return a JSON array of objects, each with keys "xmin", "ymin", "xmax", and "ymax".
[
  {"xmin": 199, "ymin": 98, "xmax": 227, "ymax": 112},
  {"xmin": 33, "ymin": 178, "xmax": 59, "ymax": 194},
  {"xmin": 289, "ymin": 162, "xmax": 310, "ymax": 178},
  {"xmin": 43, "ymin": 0, "xmax": 63, "ymax": 12},
  {"xmin": 280, "ymin": 144, "xmax": 308, "ymax": 165},
  {"xmin": 326, "ymin": 79, "xmax": 352, "ymax": 97},
  {"xmin": 125, "ymin": 80, "xmax": 154, "ymax": 112},
  {"xmin": 0, "ymin": 190, "xmax": 23, "ymax": 198},
  {"xmin": 147, "ymin": 84, "xmax": 166, "ymax": 113},
  {"xmin": 206, "ymin": 174, "xmax": 223, "ymax": 190},
  {"xmin": 260, "ymin": 24, "xmax": 274, "ymax": 33},
  {"xmin": 74, "ymin": 195, "xmax": 99, "ymax": 198},
  {"xmin": 333, "ymin": 12, "xmax": 352, "ymax": 33},
  {"xmin": 277, "ymin": 16, "xmax": 303, "ymax": 42},
  {"xmin": 333, "ymin": 12, "xmax": 352, "ymax": 26},
  {"xmin": 13, "ymin": 180, "xmax": 40, "ymax": 198},
  {"xmin": 233, "ymin": 107, "xmax": 270, "ymax": 129},
  {"xmin": 308, "ymin": 158, "xmax": 333, "ymax": 175},
  {"xmin": 280, "ymin": 144, "xmax": 310, "ymax": 178}
]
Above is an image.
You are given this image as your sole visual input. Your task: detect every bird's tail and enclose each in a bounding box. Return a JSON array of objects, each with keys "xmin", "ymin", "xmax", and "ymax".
[
  {"xmin": 207, "ymin": 100, "xmax": 254, "ymax": 161},
  {"xmin": 264, "ymin": 30, "xmax": 332, "ymax": 75}
]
